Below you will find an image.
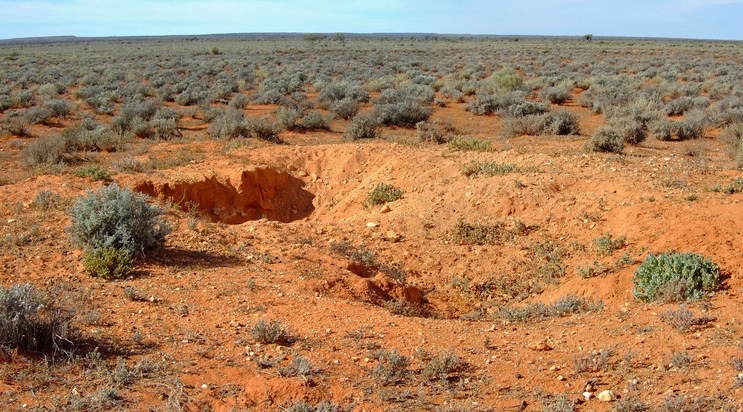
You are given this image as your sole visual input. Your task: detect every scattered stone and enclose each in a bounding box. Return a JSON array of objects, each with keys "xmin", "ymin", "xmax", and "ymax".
[
  {"xmin": 597, "ymin": 390, "xmax": 616, "ymax": 402},
  {"xmin": 380, "ymin": 204, "xmax": 391, "ymax": 213},
  {"xmin": 527, "ymin": 341, "xmax": 552, "ymax": 351},
  {"xmin": 366, "ymin": 222, "xmax": 379, "ymax": 228},
  {"xmin": 557, "ymin": 375, "xmax": 566, "ymax": 381},
  {"xmin": 384, "ymin": 231, "xmax": 401, "ymax": 242},
  {"xmin": 583, "ymin": 392, "xmax": 593, "ymax": 400}
]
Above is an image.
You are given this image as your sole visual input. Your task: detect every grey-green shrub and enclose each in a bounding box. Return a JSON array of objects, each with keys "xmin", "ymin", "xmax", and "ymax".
[
  {"xmin": 69, "ymin": 184, "xmax": 169, "ymax": 256},
  {"xmin": 589, "ymin": 126, "xmax": 624, "ymax": 153},
  {"xmin": 633, "ymin": 252, "xmax": 720, "ymax": 302},
  {"xmin": 0, "ymin": 284, "xmax": 75, "ymax": 355},
  {"xmin": 345, "ymin": 115, "xmax": 379, "ymax": 139}
]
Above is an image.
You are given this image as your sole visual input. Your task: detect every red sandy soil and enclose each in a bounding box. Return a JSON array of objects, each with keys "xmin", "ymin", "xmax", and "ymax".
[{"xmin": 0, "ymin": 99, "xmax": 741, "ymax": 412}]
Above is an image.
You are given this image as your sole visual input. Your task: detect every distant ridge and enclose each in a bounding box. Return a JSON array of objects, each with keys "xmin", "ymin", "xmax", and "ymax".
[{"xmin": 0, "ymin": 32, "xmax": 740, "ymax": 45}]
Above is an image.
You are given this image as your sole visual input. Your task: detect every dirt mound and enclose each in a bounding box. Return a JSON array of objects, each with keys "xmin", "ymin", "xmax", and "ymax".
[{"xmin": 134, "ymin": 168, "xmax": 314, "ymax": 224}]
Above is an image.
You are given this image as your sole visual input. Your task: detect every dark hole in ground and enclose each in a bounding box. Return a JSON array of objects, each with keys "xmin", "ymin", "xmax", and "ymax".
[{"xmin": 134, "ymin": 168, "xmax": 315, "ymax": 224}]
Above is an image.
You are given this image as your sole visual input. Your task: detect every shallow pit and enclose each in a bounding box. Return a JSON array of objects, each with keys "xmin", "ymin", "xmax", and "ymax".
[{"xmin": 134, "ymin": 168, "xmax": 314, "ymax": 224}]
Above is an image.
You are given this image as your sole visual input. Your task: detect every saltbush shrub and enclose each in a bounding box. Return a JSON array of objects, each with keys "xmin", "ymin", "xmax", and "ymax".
[
  {"xmin": 69, "ymin": 184, "xmax": 169, "ymax": 256},
  {"xmin": 0, "ymin": 284, "xmax": 75, "ymax": 354},
  {"xmin": 633, "ymin": 252, "xmax": 721, "ymax": 302},
  {"xmin": 589, "ymin": 126, "xmax": 624, "ymax": 153},
  {"xmin": 373, "ymin": 101, "xmax": 432, "ymax": 128},
  {"xmin": 345, "ymin": 115, "xmax": 379, "ymax": 139}
]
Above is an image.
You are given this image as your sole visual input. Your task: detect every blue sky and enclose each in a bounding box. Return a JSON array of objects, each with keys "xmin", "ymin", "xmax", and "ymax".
[{"xmin": 2, "ymin": 0, "xmax": 743, "ymax": 40}]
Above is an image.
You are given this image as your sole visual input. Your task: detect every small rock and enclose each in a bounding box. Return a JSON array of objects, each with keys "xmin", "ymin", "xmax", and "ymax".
[
  {"xmin": 527, "ymin": 341, "xmax": 552, "ymax": 351},
  {"xmin": 380, "ymin": 204, "xmax": 391, "ymax": 213},
  {"xmin": 583, "ymin": 392, "xmax": 593, "ymax": 400},
  {"xmin": 384, "ymin": 231, "xmax": 401, "ymax": 242},
  {"xmin": 597, "ymin": 390, "xmax": 616, "ymax": 402},
  {"xmin": 366, "ymin": 222, "xmax": 379, "ymax": 228},
  {"xmin": 557, "ymin": 375, "xmax": 566, "ymax": 381}
]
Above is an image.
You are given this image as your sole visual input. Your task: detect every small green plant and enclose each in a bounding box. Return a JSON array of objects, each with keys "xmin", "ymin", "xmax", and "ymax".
[
  {"xmin": 593, "ymin": 233, "xmax": 627, "ymax": 256},
  {"xmin": 449, "ymin": 220, "xmax": 511, "ymax": 245},
  {"xmin": 461, "ymin": 161, "xmax": 524, "ymax": 177},
  {"xmin": 711, "ymin": 178, "xmax": 743, "ymax": 194},
  {"xmin": 499, "ymin": 294, "xmax": 603, "ymax": 322},
  {"xmin": 448, "ymin": 136, "xmax": 492, "ymax": 152},
  {"xmin": 633, "ymin": 252, "xmax": 720, "ymax": 302},
  {"xmin": 74, "ymin": 165, "xmax": 111, "ymax": 181},
  {"xmin": 421, "ymin": 352, "xmax": 467, "ymax": 382},
  {"xmin": 251, "ymin": 320, "xmax": 293, "ymax": 345},
  {"xmin": 83, "ymin": 247, "xmax": 134, "ymax": 279},
  {"xmin": 367, "ymin": 183, "xmax": 403, "ymax": 206},
  {"xmin": 371, "ymin": 349, "xmax": 409, "ymax": 385},
  {"xmin": 659, "ymin": 305, "xmax": 714, "ymax": 332}
]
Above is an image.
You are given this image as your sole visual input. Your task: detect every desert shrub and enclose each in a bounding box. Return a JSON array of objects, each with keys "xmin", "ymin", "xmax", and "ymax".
[
  {"xmin": 651, "ymin": 119, "xmax": 675, "ymax": 141},
  {"xmin": 23, "ymin": 135, "xmax": 68, "ymax": 166},
  {"xmin": 665, "ymin": 96, "xmax": 695, "ymax": 115},
  {"xmin": 208, "ymin": 110, "xmax": 250, "ymax": 139},
  {"xmin": 331, "ymin": 98, "xmax": 360, "ymax": 120},
  {"xmin": 500, "ymin": 294, "xmax": 603, "ymax": 322},
  {"xmin": 83, "ymin": 247, "xmax": 134, "ymax": 279},
  {"xmin": 711, "ymin": 178, "xmax": 743, "ymax": 194},
  {"xmin": 251, "ymin": 320, "xmax": 293, "ymax": 345},
  {"xmin": 502, "ymin": 111, "xmax": 579, "ymax": 137},
  {"xmin": 276, "ymin": 107, "xmax": 302, "ymax": 130},
  {"xmin": 633, "ymin": 252, "xmax": 720, "ymax": 302},
  {"xmin": 503, "ymin": 100, "xmax": 548, "ymax": 117},
  {"xmin": 278, "ymin": 356, "xmax": 314, "ymax": 377},
  {"xmin": 545, "ymin": 110, "xmax": 580, "ymax": 135},
  {"xmin": 345, "ymin": 115, "xmax": 379, "ymax": 139},
  {"xmin": 659, "ymin": 305, "xmax": 714, "ymax": 332},
  {"xmin": 69, "ymin": 184, "xmax": 169, "ymax": 256},
  {"xmin": 229, "ymin": 93, "xmax": 249, "ymax": 109},
  {"xmin": 1, "ymin": 118, "xmax": 31, "ymax": 137},
  {"xmin": 247, "ymin": 116, "xmax": 281, "ymax": 142},
  {"xmin": 542, "ymin": 395, "xmax": 576, "ymax": 412},
  {"xmin": 44, "ymin": 99, "xmax": 72, "ymax": 118},
  {"xmin": 618, "ymin": 119, "xmax": 648, "ymax": 144},
  {"xmin": 373, "ymin": 101, "xmax": 432, "ymax": 127},
  {"xmin": 589, "ymin": 126, "xmax": 624, "ymax": 153},
  {"xmin": 422, "ymin": 352, "xmax": 467, "ymax": 382},
  {"xmin": 0, "ymin": 283, "xmax": 75, "ymax": 355},
  {"xmin": 488, "ymin": 68, "xmax": 524, "ymax": 93},
  {"xmin": 675, "ymin": 111, "xmax": 706, "ymax": 140},
  {"xmin": 465, "ymin": 92, "xmax": 523, "ymax": 115},
  {"xmin": 62, "ymin": 120, "xmax": 125, "ymax": 152},
  {"xmin": 371, "ymin": 349, "xmax": 409, "ymax": 385},
  {"xmin": 448, "ymin": 136, "xmax": 492, "ymax": 152},
  {"xmin": 502, "ymin": 114, "xmax": 549, "ymax": 137},
  {"xmin": 284, "ymin": 401, "xmax": 342, "ymax": 412},
  {"xmin": 542, "ymin": 86, "xmax": 571, "ymax": 104},
  {"xmin": 594, "ymin": 233, "xmax": 627, "ymax": 256},
  {"xmin": 449, "ymin": 220, "xmax": 510, "ymax": 245},
  {"xmin": 319, "ymin": 81, "xmax": 369, "ymax": 103},
  {"xmin": 367, "ymin": 183, "xmax": 403, "ymax": 206},
  {"xmin": 301, "ymin": 112, "xmax": 330, "ymax": 130},
  {"xmin": 416, "ymin": 120, "xmax": 459, "ymax": 143},
  {"xmin": 35, "ymin": 190, "xmax": 62, "ymax": 210},
  {"xmin": 23, "ymin": 107, "xmax": 54, "ymax": 125},
  {"xmin": 721, "ymin": 122, "xmax": 743, "ymax": 167}
]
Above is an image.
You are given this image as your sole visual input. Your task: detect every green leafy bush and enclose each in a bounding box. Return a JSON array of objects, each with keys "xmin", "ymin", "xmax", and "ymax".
[
  {"xmin": 69, "ymin": 184, "xmax": 169, "ymax": 256},
  {"xmin": 83, "ymin": 247, "xmax": 134, "ymax": 279},
  {"xmin": 633, "ymin": 252, "xmax": 721, "ymax": 302},
  {"xmin": 367, "ymin": 183, "xmax": 403, "ymax": 205},
  {"xmin": 447, "ymin": 136, "xmax": 492, "ymax": 152},
  {"xmin": 74, "ymin": 165, "xmax": 111, "ymax": 181}
]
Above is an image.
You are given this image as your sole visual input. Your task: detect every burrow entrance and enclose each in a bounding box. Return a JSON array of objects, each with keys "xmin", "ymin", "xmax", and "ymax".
[{"xmin": 134, "ymin": 168, "xmax": 315, "ymax": 224}]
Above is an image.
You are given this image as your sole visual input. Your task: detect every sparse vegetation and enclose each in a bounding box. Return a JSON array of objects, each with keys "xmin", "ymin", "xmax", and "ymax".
[{"xmin": 366, "ymin": 183, "xmax": 404, "ymax": 205}]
